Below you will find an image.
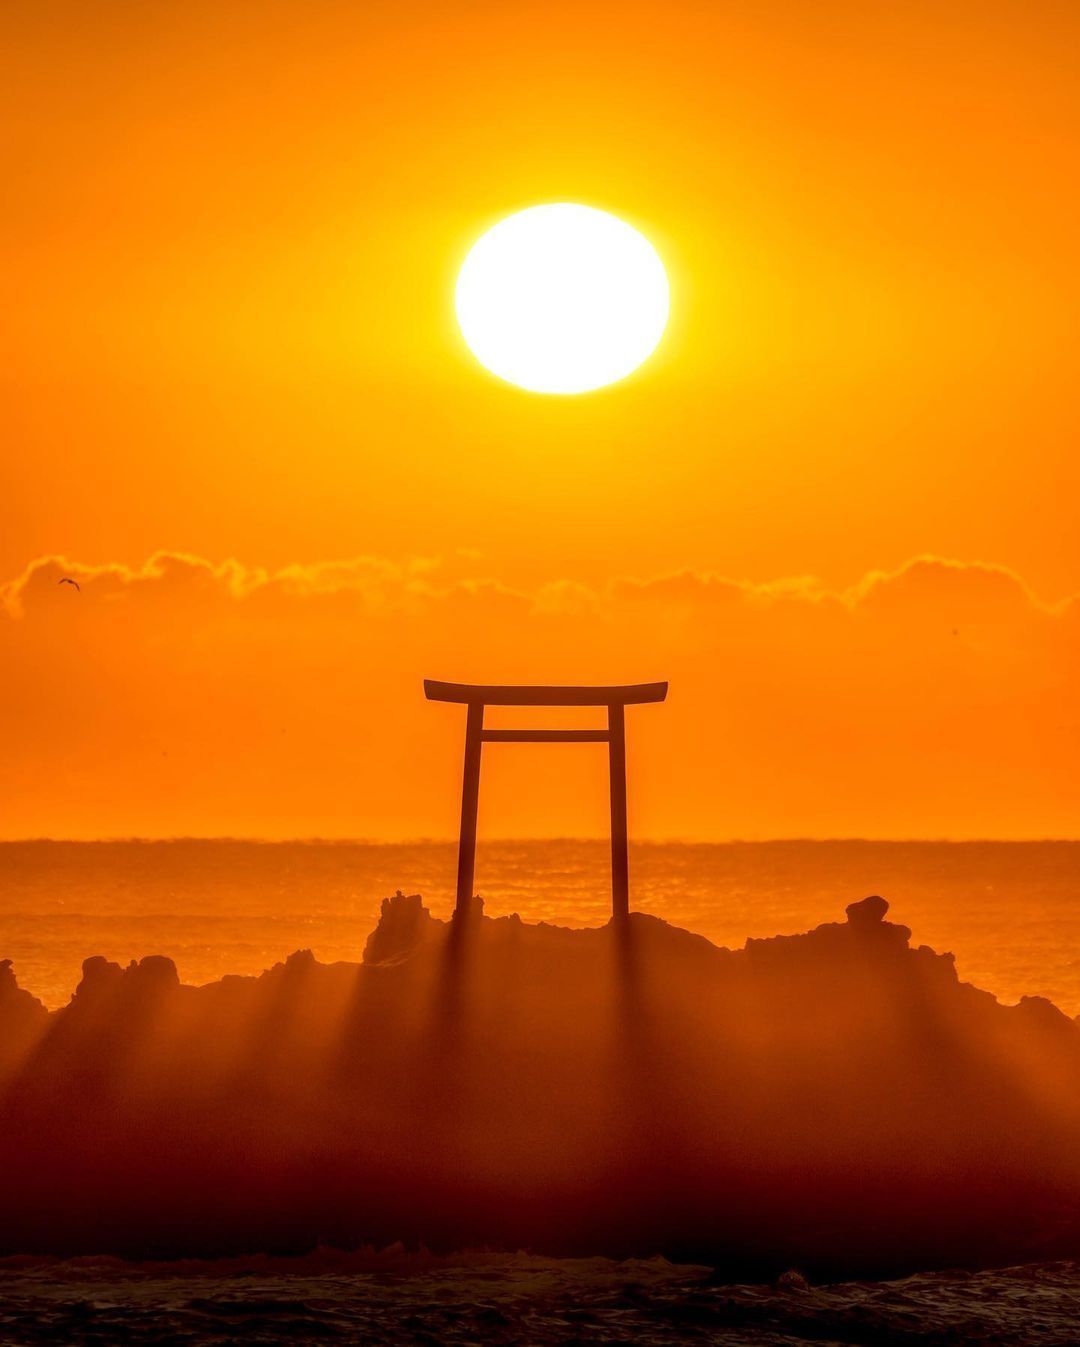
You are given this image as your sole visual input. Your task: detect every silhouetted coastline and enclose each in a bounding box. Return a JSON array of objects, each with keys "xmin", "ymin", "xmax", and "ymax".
[{"xmin": 4, "ymin": 891, "xmax": 1080, "ymax": 1277}]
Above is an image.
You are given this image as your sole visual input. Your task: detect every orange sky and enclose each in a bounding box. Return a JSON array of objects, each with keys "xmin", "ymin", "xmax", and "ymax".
[{"xmin": 2, "ymin": 0, "xmax": 1078, "ymax": 839}]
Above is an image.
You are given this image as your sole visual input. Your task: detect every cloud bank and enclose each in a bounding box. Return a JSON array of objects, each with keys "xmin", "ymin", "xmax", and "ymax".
[{"xmin": 0, "ymin": 552, "xmax": 1076, "ymax": 839}]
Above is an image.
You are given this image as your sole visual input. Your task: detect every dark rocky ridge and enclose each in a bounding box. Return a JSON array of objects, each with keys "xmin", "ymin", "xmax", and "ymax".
[{"xmin": 2, "ymin": 893, "xmax": 1080, "ymax": 1274}]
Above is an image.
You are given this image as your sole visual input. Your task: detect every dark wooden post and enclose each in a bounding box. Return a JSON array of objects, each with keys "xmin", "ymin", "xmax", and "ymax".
[
  {"xmin": 455, "ymin": 701, "xmax": 484, "ymax": 916},
  {"xmin": 608, "ymin": 702, "xmax": 629, "ymax": 922}
]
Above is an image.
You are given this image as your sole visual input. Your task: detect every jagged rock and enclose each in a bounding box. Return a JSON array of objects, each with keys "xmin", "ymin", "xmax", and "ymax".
[
  {"xmin": 0, "ymin": 958, "xmax": 45, "ymax": 1014},
  {"xmin": 128, "ymin": 955, "xmax": 180, "ymax": 990},
  {"xmin": 280, "ymin": 948, "xmax": 317, "ymax": 975},
  {"xmin": 73, "ymin": 955, "xmax": 125, "ymax": 1002},
  {"xmin": 846, "ymin": 894, "xmax": 889, "ymax": 925},
  {"xmin": 363, "ymin": 890, "xmax": 439, "ymax": 965},
  {"xmin": 0, "ymin": 960, "xmax": 49, "ymax": 1063}
]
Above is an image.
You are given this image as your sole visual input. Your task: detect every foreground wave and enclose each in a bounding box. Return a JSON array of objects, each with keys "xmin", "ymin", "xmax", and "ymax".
[
  {"xmin": 3, "ymin": 1250, "xmax": 1080, "ymax": 1346},
  {"xmin": 3, "ymin": 893, "xmax": 1080, "ymax": 1274}
]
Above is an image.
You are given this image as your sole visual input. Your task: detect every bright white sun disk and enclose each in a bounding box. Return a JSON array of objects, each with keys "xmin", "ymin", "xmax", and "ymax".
[{"xmin": 455, "ymin": 204, "xmax": 669, "ymax": 394}]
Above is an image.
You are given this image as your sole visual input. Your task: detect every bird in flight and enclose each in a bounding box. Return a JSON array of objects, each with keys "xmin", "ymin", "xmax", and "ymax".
[{"xmin": 58, "ymin": 577, "xmax": 80, "ymax": 592}]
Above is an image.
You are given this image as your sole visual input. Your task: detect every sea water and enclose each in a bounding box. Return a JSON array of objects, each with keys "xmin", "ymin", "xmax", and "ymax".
[{"xmin": 1, "ymin": 839, "xmax": 1078, "ymax": 1013}]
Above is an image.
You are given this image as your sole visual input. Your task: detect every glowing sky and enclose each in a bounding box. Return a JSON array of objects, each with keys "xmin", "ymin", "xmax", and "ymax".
[{"xmin": 2, "ymin": 0, "xmax": 1078, "ymax": 838}]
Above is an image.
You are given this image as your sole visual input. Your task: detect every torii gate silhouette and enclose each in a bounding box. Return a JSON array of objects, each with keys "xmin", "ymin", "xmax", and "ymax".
[{"xmin": 425, "ymin": 680, "xmax": 668, "ymax": 921}]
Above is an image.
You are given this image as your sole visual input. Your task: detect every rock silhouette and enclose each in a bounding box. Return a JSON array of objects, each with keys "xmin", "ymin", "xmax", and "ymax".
[
  {"xmin": 844, "ymin": 892, "xmax": 890, "ymax": 925},
  {"xmin": 3, "ymin": 894, "xmax": 1080, "ymax": 1275}
]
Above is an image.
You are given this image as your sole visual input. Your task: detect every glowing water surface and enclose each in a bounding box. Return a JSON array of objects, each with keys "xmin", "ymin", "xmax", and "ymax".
[{"xmin": 2, "ymin": 839, "xmax": 1078, "ymax": 1013}]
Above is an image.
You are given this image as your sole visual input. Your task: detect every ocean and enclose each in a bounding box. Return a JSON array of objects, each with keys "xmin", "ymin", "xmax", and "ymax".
[{"xmin": 2, "ymin": 838, "xmax": 1079, "ymax": 1014}]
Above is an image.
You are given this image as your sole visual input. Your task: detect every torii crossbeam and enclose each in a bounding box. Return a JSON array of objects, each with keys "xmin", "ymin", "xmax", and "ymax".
[{"xmin": 425, "ymin": 680, "xmax": 668, "ymax": 921}]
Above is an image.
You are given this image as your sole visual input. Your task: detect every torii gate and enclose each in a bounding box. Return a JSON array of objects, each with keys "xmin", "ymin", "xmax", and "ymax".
[{"xmin": 425, "ymin": 680, "xmax": 668, "ymax": 921}]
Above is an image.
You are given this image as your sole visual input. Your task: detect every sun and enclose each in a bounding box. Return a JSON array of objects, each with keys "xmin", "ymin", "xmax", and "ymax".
[{"xmin": 455, "ymin": 203, "xmax": 670, "ymax": 395}]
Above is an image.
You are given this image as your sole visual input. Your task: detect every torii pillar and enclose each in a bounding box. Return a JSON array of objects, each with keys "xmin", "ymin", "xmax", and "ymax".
[{"xmin": 424, "ymin": 680, "xmax": 668, "ymax": 921}]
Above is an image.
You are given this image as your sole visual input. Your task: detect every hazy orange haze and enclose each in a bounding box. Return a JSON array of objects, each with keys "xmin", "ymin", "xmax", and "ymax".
[
  {"xmin": 2, "ymin": 1, "xmax": 1078, "ymax": 838},
  {"xmin": 1, "ymin": 551, "xmax": 1076, "ymax": 839}
]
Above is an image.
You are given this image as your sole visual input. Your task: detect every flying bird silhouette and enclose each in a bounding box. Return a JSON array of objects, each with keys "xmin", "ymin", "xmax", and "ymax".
[{"xmin": 58, "ymin": 577, "xmax": 80, "ymax": 592}]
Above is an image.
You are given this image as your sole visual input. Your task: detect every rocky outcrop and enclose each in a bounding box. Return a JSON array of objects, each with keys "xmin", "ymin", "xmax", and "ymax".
[
  {"xmin": 2, "ymin": 893, "xmax": 1080, "ymax": 1274},
  {"xmin": 362, "ymin": 890, "xmax": 440, "ymax": 964},
  {"xmin": 0, "ymin": 959, "xmax": 48, "ymax": 1072}
]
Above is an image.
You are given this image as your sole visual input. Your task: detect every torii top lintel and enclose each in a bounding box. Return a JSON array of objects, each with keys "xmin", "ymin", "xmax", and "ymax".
[{"xmin": 423, "ymin": 680, "xmax": 668, "ymax": 707}]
